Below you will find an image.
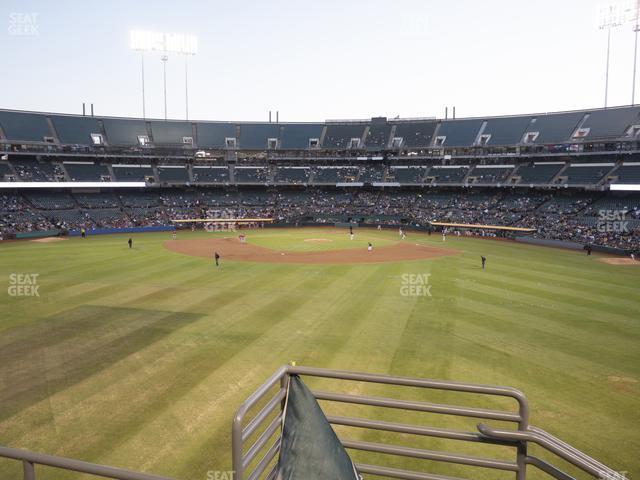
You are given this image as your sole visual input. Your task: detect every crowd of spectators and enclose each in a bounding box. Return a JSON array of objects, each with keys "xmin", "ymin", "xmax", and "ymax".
[{"xmin": 0, "ymin": 189, "xmax": 638, "ymax": 250}]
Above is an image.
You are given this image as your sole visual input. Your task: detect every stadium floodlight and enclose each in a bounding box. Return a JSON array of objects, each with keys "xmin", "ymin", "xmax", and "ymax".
[
  {"xmin": 599, "ymin": 2, "xmax": 625, "ymax": 108},
  {"xmin": 632, "ymin": 0, "xmax": 640, "ymax": 104},
  {"xmin": 130, "ymin": 30, "xmax": 197, "ymax": 55},
  {"xmin": 598, "ymin": 1, "xmax": 640, "ymax": 105},
  {"xmin": 129, "ymin": 30, "xmax": 198, "ymax": 120}
]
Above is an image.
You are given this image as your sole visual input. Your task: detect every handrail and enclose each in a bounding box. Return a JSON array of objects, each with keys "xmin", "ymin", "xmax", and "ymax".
[
  {"xmin": 289, "ymin": 364, "xmax": 529, "ymax": 425},
  {"xmin": 0, "ymin": 366, "xmax": 622, "ymax": 480},
  {"xmin": 0, "ymin": 446, "xmax": 174, "ymax": 480},
  {"xmin": 477, "ymin": 424, "xmax": 625, "ymax": 480},
  {"xmin": 232, "ymin": 365, "xmax": 530, "ymax": 480},
  {"xmin": 527, "ymin": 426, "xmax": 614, "ymax": 474}
]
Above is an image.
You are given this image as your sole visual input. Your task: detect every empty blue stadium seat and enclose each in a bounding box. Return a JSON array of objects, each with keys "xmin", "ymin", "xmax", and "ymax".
[
  {"xmin": 111, "ymin": 164, "xmax": 154, "ymax": 181},
  {"xmin": 613, "ymin": 164, "xmax": 640, "ymax": 184},
  {"xmin": 525, "ymin": 112, "xmax": 584, "ymax": 144},
  {"xmin": 323, "ymin": 124, "xmax": 366, "ymax": 149},
  {"xmin": 196, "ymin": 123, "xmax": 236, "ymax": 148},
  {"xmin": 436, "ymin": 119, "xmax": 483, "ymax": 147},
  {"xmin": 581, "ymin": 106, "xmax": 640, "ymax": 139},
  {"xmin": 192, "ymin": 166, "xmax": 229, "ymax": 183},
  {"xmin": 482, "ymin": 116, "xmax": 533, "ymax": 145},
  {"xmin": 0, "ymin": 111, "xmax": 51, "ymax": 142},
  {"xmin": 64, "ymin": 162, "xmax": 110, "ymax": 181},
  {"xmin": 150, "ymin": 121, "xmax": 193, "ymax": 145},
  {"xmin": 51, "ymin": 116, "xmax": 101, "ymax": 145},
  {"xmin": 158, "ymin": 165, "xmax": 189, "ymax": 182},
  {"xmin": 280, "ymin": 124, "xmax": 323, "ymax": 149},
  {"xmin": 365, "ymin": 119, "xmax": 391, "ymax": 149},
  {"xmin": 516, "ymin": 163, "xmax": 563, "ymax": 183},
  {"xmin": 239, "ymin": 124, "xmax": 281, "ymax": 149},
  {"xmin": 392, "ymin": 121, "xmax": 437, "ymax": 148},
  {"xmin": 563, "ymin": 164, "xmax": 614, "ymax": 185},
  {"xmin": 102, "ymin": 118, "xmax": 148, "ymax": 146}
]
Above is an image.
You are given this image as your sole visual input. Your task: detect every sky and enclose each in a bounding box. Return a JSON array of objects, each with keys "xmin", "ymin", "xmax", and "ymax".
[{"xmin": 0, "ymin": 0, "xmax": 638, "ymax": 122}]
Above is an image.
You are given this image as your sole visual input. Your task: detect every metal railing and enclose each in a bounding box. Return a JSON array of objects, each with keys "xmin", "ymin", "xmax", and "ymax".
[
  {"xmin": 0, "ymin": 365, "xmax": 624, "ymax": 480},
  {"xmin": 232, "ymin": 365, "xmax": 624, "ymax": 480},
  {"xmin": 0, "ymin": 445, "xmax": 174, "ymax": 480}
]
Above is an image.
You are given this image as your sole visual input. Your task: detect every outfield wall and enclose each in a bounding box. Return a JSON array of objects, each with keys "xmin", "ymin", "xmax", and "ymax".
[
  {"xmin": 514, "ymin": 236, "xmax": 584, "ymax": 250},
  {"xmin": 514, "ymin": 236, "xmax": 632, "ymax": 255},
  {"xmin": 590, "ymin": 244, "xmax": 632, "ymax": 256},
  {"xmin": 15, "ymin": 229, "xmax": 61, "ymax": 239}
]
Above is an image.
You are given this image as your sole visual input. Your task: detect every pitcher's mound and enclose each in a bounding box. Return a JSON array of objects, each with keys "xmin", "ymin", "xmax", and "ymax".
[{"xmin": 165, "ymin": 238, "xmax": 458, "ymax": 264}]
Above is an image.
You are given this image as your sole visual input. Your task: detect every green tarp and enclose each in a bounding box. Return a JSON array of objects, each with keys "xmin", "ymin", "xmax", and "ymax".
[{"xmin": 276, "ymin": 375, "xmax": 360, "ymax": 480}]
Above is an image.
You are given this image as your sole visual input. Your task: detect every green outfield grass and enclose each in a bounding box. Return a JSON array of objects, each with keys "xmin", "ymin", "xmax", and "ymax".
[{"xmin": 0, "ymin": 228, "xmax": 638, "ymax": 480}]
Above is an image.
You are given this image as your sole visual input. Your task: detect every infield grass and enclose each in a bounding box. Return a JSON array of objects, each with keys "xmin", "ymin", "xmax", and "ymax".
[{"xmin": 0, "ymin": 228, "xmax": 638, "ymax": 480}]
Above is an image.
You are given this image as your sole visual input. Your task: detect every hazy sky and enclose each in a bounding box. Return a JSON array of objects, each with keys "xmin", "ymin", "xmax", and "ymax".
[{"xmin": 1, "ymin": 0, "xmax": 638, "ymax": 122}]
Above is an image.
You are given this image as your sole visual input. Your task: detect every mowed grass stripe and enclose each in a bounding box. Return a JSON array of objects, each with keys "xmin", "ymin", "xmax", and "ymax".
[
  {"xmin": 0, "ymin": 267, "xmax": 329, "ymax": 448},
  {"xmin": 452, "ymin": 289, "xmax": 638, "ymax": 374},
  {"xmin": 446, "ymin": 305, "xmax": 640, "ymax": 471},
  {"xmin": 415, "ymin": 236, "xmax": 638, "ymax": 293},
  {"xmin": 459, "ymin": 279, "xmax": 640, "ymax": 343},
  {"xmin": 469, "ymin": 260, "xmax": 640, "ymax": 302},
  {"xmin": 2, "ymin": 266, "xmax": 362, "ymax": 476},
  {"xmin": 456, "ymin": 269, "xmax": 638, "ymax": 325},
  {"xmin": 0, "ymin": 307, "xmax": 203, "ymax": 425},
  {"xmin": 170, "ymin": 264, "xmax": 397, "ymax": 478},
  {"xmin": 97, "ymin": 264, "xmax": 387, "ymax": 477},
  {"xmin": 462, "ymin": 269, "xmax": 639, "ymax": 317}
]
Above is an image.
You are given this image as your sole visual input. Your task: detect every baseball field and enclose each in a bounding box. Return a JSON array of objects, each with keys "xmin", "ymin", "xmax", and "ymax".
[{"xmin": 0, "ymin": 227, "xmax": 638, "ymax": 480}]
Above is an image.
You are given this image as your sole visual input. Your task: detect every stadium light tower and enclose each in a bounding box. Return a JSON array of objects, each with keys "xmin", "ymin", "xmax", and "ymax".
[
  {"xmin": 129, "ymin": 30, "xmax": 198, "ymax": 120},
  {"xmin": 161, "ymin": 54, "xmax": 169, "ymax": 120},
  {"xmin": 599, "ymin": 2, "xmax": 625, "ymax": 108},
  {"xmin": 632, "ymin": 0, "xmax": 640, "ymax": 103},
  {"xmin": 129, "ymin": 34, "xmax": 147, "ymax": 118},
  {"xmin": 597, "ymin": 1, "xmax": 640, "ymax": 105}
]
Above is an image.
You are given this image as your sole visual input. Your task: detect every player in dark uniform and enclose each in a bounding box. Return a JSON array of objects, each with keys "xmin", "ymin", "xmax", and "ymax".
[
  {"xmin": 128, "ymin": 238, "xmax": 133, "ymax": 249},
  {"xmin": 214, "ymin": 251, "xmax": 220, "ymax": 267},
  {"xmin": 481, "ymin": 255, "xmax": 486, "ymax": 269}
]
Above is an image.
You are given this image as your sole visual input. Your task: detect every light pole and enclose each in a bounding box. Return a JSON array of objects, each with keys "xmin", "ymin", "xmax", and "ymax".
[
  {"xmin": 130, "ymin": 30, "xmax": 197, "ymax": 121},
  {"xmin": 140, "ymin": 53, "xmax": 146, "ymax": 118},
  {"xmin": 632, "ymin": 0, "xmax": 640, "ymax": 104},
  {"xmin": 185, "ymin": 56, "xmax": 189, "ymax": 120},
  {"xmin": 600, "ymin": 4, "xmax": 619, "ymax": 108},
  {"xmin": 598, "ymin": 1, "xmax": 640, "ymax": 106},
  {"xmin": 599, "ymin": 3, "xmax": 623, "ymax": 108},
  {"xmin": 161, "ymin": 54, "xmax": 168, "ymax": 120},
  {"xmin": 606, "ymin": 26, "xmax": 612, "ymax": 108}
]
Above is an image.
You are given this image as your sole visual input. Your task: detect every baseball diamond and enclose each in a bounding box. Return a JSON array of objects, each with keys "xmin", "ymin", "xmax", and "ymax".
[{"xmin": 2, "ymin": 2, "xmax": 640, "ymax": 479}]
